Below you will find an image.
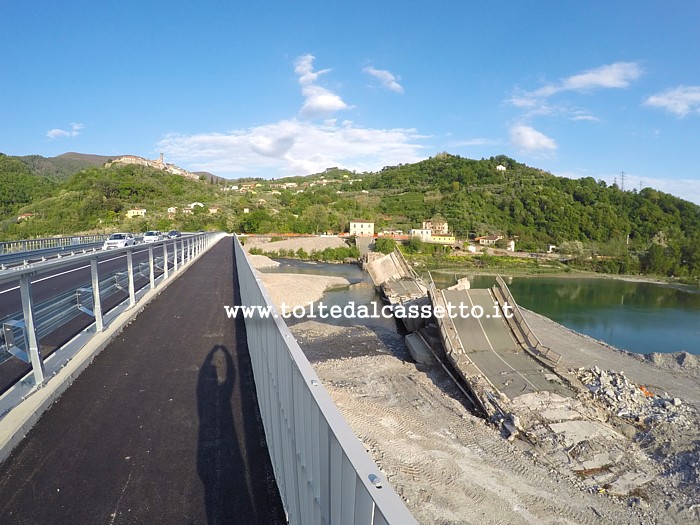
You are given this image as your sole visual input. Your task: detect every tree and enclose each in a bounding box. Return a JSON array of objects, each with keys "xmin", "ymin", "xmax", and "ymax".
[
  {"xmin": 374, "ymin": 237, "xmax": 397, "ymax": 254},
  {"xmin": 302, "ymin": 204, "xmax": 329, "ymax": 234}
]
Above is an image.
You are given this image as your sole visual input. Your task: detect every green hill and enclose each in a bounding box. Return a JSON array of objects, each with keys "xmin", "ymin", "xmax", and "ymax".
[
  {"xmin": 1, "ymin": 151, "xmax": 699, "ymax": 279},
  {"xmin": 1, "ymin": 162, "xmax": 228, "ymax": 239}
]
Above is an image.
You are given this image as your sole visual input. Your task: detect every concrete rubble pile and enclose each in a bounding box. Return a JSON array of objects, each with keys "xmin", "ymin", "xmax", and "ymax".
[
  {"xmin": 507, "ymin": 390, "xmax": 657, "ymax": 497},
  {"xmin": 576, "ymin": 366, "xmax": 693, "ymax": 429}
]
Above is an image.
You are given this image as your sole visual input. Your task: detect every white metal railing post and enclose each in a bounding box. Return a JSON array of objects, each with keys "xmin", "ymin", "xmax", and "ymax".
[
  {"xmin": 163, "ymin": 242, "xmax": 169, "ymax": 280},
  {"xmin": 90, "ymin": 258, "xmax": 104, "ymax": 332},
  {"xmin": 180, "ymin": 238, "xmax": 185, "ymax": 267},
  {"xmin": 148, "ymin": 245, "xmax": 155, "ymax": 289},
  {"xmin": 126, "ymin": 249, "xmax": 136, "ymax": 307},
  {"xmin": 19, "ymin": 274, "xmax": 46, "ymax": 385},
  {"xmin": 173, "ymin": 240, "xmax": 179, "ymax": 272}
]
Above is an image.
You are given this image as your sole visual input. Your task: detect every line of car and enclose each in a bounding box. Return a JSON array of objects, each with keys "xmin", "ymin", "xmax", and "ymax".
[{"xmin": 102, "ymin": 230, "xmax": 182, "ymax": 250}]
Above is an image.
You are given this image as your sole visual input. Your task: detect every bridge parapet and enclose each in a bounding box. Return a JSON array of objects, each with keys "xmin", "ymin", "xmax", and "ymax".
[
  {"xmin": 234, "ymin": 235, "xmax": 417, "ymax": 525},
  {"xmin": 494, "ymin": 275, "xmax": 561, "ymax": 366}
]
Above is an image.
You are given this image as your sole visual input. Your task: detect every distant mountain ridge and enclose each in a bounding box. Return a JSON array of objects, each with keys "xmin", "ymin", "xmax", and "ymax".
[
  {"xmin": 14, "ymin": 152, "xmax": 118, "ymax": 180},
  {"xmin": 8, "ymin": 151, "xmax": 225, "ymax": 184}
]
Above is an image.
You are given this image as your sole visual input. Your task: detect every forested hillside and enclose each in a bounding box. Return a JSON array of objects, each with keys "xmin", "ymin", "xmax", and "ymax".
[
  {"xmin": 1, "ymin": 151, "xmax": 699, "ymax": 279},
  {"xmin": 0, "ymin": 161, "xmax": 228, "ymax": 238}
]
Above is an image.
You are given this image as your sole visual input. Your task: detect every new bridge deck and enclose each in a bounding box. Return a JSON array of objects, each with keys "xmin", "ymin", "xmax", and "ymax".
[{"xmin": 0, "ymin": 238, "xmax": 285, "ymax": 524}]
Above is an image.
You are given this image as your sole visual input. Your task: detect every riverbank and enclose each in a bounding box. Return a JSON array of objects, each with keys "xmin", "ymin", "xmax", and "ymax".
[
  {"xmin": 428, "ymin": 266, "xmax": 700, "ymax": 294},
  {"xmin": 246, "ymin": 234, "xmax": 698, "ymax": 290}
]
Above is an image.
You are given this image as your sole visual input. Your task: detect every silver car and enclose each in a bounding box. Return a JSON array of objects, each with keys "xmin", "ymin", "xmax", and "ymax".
[
  {"xmin": 102, "ymin": 233, "xmax": 136, "ymax": 250},
  {"xmin": 143, "ymin": 231, "xmax": 163, "ymax": 243}
]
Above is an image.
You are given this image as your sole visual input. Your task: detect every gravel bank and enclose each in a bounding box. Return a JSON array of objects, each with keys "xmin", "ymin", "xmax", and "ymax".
[
  {"xmin": 245, "ymin": 235, "xmax": 348, "ymax": 254},
  {"xmin": 521, "ymin": 308, "xmax": 700, "ymax": 407},
  {"xmin": 247, "ymin": 254, "xmax": 280, "ymax": 269},
  {"xmin": 255, "ymin": 272, "xmax": 350, "ymax": 311},
  {"xmin": 290, "ymin": 321, "xmax": 662, "ymax": 525},
  {"xmin": 244, "ymin": 248, "xmax": 350, "ymax": 310}
]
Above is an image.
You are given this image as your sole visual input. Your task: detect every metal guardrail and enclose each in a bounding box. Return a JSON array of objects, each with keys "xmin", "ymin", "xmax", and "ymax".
[
  {"xmin": 0, "ymin": 235, "xmax": 108, "ymax": 255},
  {"xmin": 0, "ymin": 258, "xmax": 161, "ymax": 366},
  {"xmin": 0, "ymin": 234, "xmax": 222, "ymax": 390},
  {"xmin": 233, "ymin": 235, "xmax": 417, "ymax": 525},
  {"xmin": 0, "ymin": 242, "xmax": 106, "ymax": 270},
  {"xmin": 494, "ymin": 275, "xmax": 562, "ymax": 365}
]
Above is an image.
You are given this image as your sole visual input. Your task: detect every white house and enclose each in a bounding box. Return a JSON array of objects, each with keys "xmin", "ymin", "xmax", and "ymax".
[
  {"xmin": 349, "ymin": 220, "xmax": 374, "ymax": 237},
  {"xmin": 409, "ymin": 229, "xmax": 433, "ymax": 242}
]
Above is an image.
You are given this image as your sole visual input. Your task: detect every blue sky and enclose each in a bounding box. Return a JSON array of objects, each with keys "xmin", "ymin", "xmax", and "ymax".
[{"xmin": 2, "ymin": 1, "xmax": 700, "ymax": 203}]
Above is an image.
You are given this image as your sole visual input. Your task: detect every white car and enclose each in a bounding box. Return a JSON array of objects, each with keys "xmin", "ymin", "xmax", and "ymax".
[
  {"xmin": 143, "ymin": 230, "xmax": 163, "ymax": 243},
  {"xmin": 102, "ymin": 233, "xmax": 136, "ymax": 250}
]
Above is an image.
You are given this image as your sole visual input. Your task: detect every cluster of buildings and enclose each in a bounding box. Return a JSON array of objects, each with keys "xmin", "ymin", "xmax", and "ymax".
[
  {"xmin": 349, "ymin": 218, "xmax": 457, "ymax": 245},
  {"xmin": 348, "ymin": 217, "xmax": 515, "ymax": 252},
  {"xmin": 407, "ymin": 219, "xmax": 456, "ymax": 244},
  {"xmin": 125, "ymin": 203, "xmax": 220, "ymax": 220},
  {"xmin": 224, "ymin": 173, "xmax": 364, "ymax": 195}
]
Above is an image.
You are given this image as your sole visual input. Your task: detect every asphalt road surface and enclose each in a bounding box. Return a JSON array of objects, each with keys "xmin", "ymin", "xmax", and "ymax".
[
  {"xmin": 443, "ymin": 287, "xmax": 572, "ymax": 399},
  {"xmin": 0, "ymin": 237, "xmax": 286, "ymax": 524}
]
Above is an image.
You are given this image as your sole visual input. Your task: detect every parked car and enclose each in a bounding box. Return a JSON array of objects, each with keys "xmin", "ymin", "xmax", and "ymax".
[
  {"xmin": 102, "ymin": 233, "xmax": 136, "ymax": 250},
  {"xmin": 143, "ymin": 231, "xmax": 163, "ymax": 243},
  {"xmin": 167, "ymin": 230, "xmax": 182, "ymax": 239}
]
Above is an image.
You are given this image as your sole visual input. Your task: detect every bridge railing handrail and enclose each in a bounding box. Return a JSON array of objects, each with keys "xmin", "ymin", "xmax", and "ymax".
[
  {"xmin": 0, "ymin": 235, "xmax": 109, "ymax": 255},
  {"xmin": 494, "ymin": 275, "xmax": 561, "ymax": 365},
  {"xmin": 233, "ymin": 235, "xmax": 417, "ymax": 525}
]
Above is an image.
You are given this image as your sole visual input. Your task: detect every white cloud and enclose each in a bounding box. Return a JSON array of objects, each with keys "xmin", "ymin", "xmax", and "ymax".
[
  {"xmin": 157, "ymin": 54, "xmax": 427, "ymax": 177},
  {"xmin": 571, "ymin": 113, "xmax": 600, "ymax": 122},
  {"xmin": 535, "ymin": 62, "xmax": 642, "ymax": 98},
  {"xmin": 158, "ymin": 119, "xmax": 428, "ymax": 177},
  {"xmin": 509, "ymin": 62, "xmax": 643, "ymax": 110},
  {"xmin": 560, "ymin": 62, "xmax": 642, "ymax": 91},
  {"xmin": 294, "ymin": 54, "xmax": 349, "ymax": 118},
  {"xmin": 509, "ymin": 125, "xmax": 557, "ymax": 153},
  {"xmin": 46, "ymin": 122, "xmax": 83, "ymax": 139},
  {"xmin": 643, "ymin": 86, "xmax": 700, "ymax": 117},
  {"xmin": 363, "ymin": 66, "xmax": 404, "ymax": 93}
]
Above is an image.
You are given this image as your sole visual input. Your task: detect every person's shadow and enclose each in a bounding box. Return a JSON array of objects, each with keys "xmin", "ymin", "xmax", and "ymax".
[{"xmin": 196, "ymin": 344, "xmax": 249, "ymax": 524}]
